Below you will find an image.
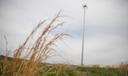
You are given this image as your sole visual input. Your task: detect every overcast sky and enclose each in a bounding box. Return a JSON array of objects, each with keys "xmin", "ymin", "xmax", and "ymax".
[{"xmin": 0, "ymin": 0, "xmax": 128, "ymax": 65}]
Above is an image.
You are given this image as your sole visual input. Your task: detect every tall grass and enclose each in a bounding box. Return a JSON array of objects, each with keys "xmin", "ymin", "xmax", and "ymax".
[
  {"xmin": 0, "ymin": 12, "xmax": 68, "ymax": 76},
  {"xmin": 0, "ymin": 11, "xmax": 128, "ymax": 76}
]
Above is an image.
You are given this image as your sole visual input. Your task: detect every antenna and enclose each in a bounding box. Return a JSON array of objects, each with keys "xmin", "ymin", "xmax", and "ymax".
[{"xmin": 81, "ymin": 0, "xmax": 87, "ymax": 66}]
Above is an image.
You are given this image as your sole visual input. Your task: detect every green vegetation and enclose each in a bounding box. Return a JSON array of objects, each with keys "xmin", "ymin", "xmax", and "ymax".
[
  {"xmin": 37, "ymin": 65, "xmax": 128, "ymax": 76},
  {"xmin": 77, "ymin": 66, "xmax": 128, "ymax": 76},
  {"xmin": 1, "ymin": 61, "xmax": 127, "ymax": 76}
]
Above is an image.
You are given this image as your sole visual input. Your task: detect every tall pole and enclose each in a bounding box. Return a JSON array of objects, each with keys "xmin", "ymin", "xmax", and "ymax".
[{"xmin": 81, "ymin": 4, "xmax": 87, "ymax": 66}]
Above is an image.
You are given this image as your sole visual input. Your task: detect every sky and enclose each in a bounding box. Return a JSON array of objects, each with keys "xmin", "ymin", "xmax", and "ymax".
[{"xmin": 0, "ymin": 0, "xmax": 128, "ymax": 65}]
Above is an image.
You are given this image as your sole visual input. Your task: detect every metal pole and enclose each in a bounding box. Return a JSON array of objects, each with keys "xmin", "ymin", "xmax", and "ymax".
[{"xmin": 81, "ymin": 4, "xmax": 87, "ymax": 66}]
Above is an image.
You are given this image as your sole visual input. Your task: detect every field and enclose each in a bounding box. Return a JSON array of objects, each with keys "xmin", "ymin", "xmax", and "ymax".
[
  {"xmin": 0, "ymin": 56, "xmax": 128, "ymax": 76},
  {"xmin": 36, "ymin": 64, "xmax": 128, "ymax": 76}
]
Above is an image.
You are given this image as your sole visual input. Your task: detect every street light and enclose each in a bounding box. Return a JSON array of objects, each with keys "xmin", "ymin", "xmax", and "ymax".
[{"xmin": 81, "ymin": 2, "xmax": 87, "ymax": 66}]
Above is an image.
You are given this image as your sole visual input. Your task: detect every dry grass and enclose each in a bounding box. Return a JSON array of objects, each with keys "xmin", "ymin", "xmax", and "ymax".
[
  {"xmin": 119, "ymin": 64, "xmax": 128, "ymax": 73},
  {"xmin": 0, "ymin": 11, "xmax": 128, "ymax": 76},
  {"xmin": 0, "ymin": 11, "xmax": 68, "ymax": 76}
]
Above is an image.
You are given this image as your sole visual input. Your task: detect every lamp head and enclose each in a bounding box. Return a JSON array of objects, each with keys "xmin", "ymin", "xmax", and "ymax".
[{"xmin": 83, "ymin": 4, "xmax": 87, "ymax": 8}]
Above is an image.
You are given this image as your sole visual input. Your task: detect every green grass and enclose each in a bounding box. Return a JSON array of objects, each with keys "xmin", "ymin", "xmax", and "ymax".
[
  {"xmin": 35, "ymin": 64, "xmax": 128, "ymax": 76},
  {"xmin": 0, "ymin": 60, "xmax": 128, "ymax": 76},
  {"xmin": 36, "ymin": 64, "xmax": 128, "ymax": 76},
  {"xmin": 77, "ymin": 66, "xmax": 128, "ymax": 76}
]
